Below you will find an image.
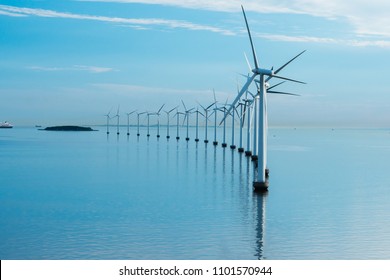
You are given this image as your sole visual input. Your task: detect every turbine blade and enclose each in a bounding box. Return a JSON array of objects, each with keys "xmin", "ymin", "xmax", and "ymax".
[
  {"xmin": 244, "ymin": 52, "xmax": 252, "ymax": 73},
  {"xmin": 206, "ymin": 102, "xmax": 216, "ymax": 110},
  {"xmin": 220, "ymin": 73, "xmax": 256, "ymax": 124},
  {"xmin": 182, "ymin": 114, "xmax": 187, "ymax": 126},
  {"xmin": 181, "ymin": 100, "xmax": 187, "ymax": 112},
  {"xmin": 197, "ymin": 101, "xmax": 206, "ymax": 111},
  {"xmin": 242, "ymin": 5, "xmax": 259, "ymax": 69},
  {"xmin": 267, "ymin": 81, "xmax": 285, "ymax": 91},
  {"xmin": 266, "ymin": 50, "xmax": 306, "ymax": 82},
  {"xmin": 271, "ymin": 74, "xmax": 306, "ymax": 84},
  {"xmin": 157, "ymin": 104, "xmax": 165, "ymax": 114},
  {"xmin": 169, "ymin": 106, "xmax": 178, "ymax": 113},
  {"xmin": 268, "ymin": 90, "xmax": 300, "ymax": 96}
]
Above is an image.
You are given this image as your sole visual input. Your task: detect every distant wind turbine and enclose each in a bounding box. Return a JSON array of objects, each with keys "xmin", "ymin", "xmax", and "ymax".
[
  {"xmin": 181, "ymin": 100, "xmax": 194, "ymax": 141},
  {"xmin": 174, "ymin": 109, "xmax": 185, "ymax": 140},
  {"xmin": 104, "ymin": 109, "xmax": 111, "ymax": 135},
  {"xmin": 199, "ymin": 101, "xmax": 215, "ymax": 144},
  {"xmin": 126, "ymin": 110, "xmax": 136, "ymax": 136},
  {"xmin": 212, "ymin": 89, "xmax": 219, "ymax": 146},
  {"xmin": 230, "ymin": 103, "xmax": 238, "ymax": 150},
  {"xmin": 115, "ymin": 106, "xmax": 120, "ymax": 135},
  {"xmin": 136, "ymin": 112, "xmax": 147, "ymax": 136},
  {"xmin": 219, "ymin": 99, "xmax": 229, "ymax": 148},
  {"xmin": 155, "ymin": 104, "xmax": 165, "ymax": 138},
  {"xmin": 194, "ymin": 107, "xmax": 204, "ymax": 142},
  {"xmin": 164, "ymin": 106, "xmax": 178, "ymax": 139}
]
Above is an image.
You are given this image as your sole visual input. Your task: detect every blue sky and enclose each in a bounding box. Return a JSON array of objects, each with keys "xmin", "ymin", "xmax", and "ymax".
[{"xmin": 1, "ymin": 0, "xmax": 389, "ymax": 127}]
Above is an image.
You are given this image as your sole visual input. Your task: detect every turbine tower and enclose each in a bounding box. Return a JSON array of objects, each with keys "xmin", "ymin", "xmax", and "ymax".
[
  {"xmin": 194, "ymin": 107, "xmax": 204, "ymax": 142},
  {"xmin": 174, "ymin": 109, "xmax": 185, "ymax": 140},
  {"xmin": 199, "ymin": 102, "xmax": 215, "ymax": 144},
  {"xmin": 136, "ymin": 112, "xmax": 147, "ymax": 136},
  {"xmin": 155, "ymin": 104, "xmax": 165, "ymax": 138},
  {"xmin": 212, "ymin": 89, "xmax": 219, "ymax": 146},
  {"xmin": 181, "ymin": 100, "xmax": 194, "ymax": 141},
  {"xmin": 164, "ymin": 106, "xmax": 178, "ymax": 139},
  {"xmin": 115, "ymin": 106, "xmax": 120, "ymax": 135},
  {"xmin": 126, "ymin": 110, "xmax": 136, "ymax": 136},
  {"xmin": 224, "ymin": 5, "xmax": 305, "ymax": 191},
  {"xmin": 104, "ymin": 109, "xmax": 111, "ymax": 135}
]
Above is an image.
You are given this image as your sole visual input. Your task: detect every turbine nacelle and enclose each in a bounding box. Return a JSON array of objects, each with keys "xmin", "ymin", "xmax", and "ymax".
[{"xmin": 253, "ymin": 68, "xmax": 273, "ymax": 76}]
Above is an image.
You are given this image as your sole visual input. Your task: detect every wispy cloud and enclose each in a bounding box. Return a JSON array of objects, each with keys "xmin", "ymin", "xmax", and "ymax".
[
  {"xmin": 78, "ymin": 0, "xmax": 390, "ymax": 42},
  {"xmin": 2, "ymin": 2, "xmax": 390, "ymax": 47},
  {"xmin": 0, "ymin": 4, "xmax": 235, "ymax": 35},
  {"xmin": 0, "ymin": 9, "xmax": 26, "ymax": 17},
  {"xmin": 256, "ymin": 33, "xmax": 390, "ymax": 48},
  {"xmin": 27, "ymin": 65, "xmax": 115, "ymax": 73}
]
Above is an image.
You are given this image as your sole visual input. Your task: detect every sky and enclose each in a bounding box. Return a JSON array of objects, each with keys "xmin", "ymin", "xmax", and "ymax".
[{"xmin": 1, "ymin": 0, "xmax": 389, "ymax": 127}]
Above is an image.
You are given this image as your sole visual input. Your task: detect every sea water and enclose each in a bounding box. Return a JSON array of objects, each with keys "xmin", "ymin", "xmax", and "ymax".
[{"xmin": 1, "ymin": 127, "xmax": 390, "ymax": 259}]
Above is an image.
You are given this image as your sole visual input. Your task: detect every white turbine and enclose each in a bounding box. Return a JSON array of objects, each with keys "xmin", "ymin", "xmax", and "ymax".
[
  {"xmin": 230, "ymin": 103, "xmax": 238, "ymax": 150},
  {"xmin": 104, "ymin": 109, "xmax": 111, "ymax": 135},
  {"xmin": 115, "ymin": 106, "xmax": 120, "ymax": 135},
  {"xmin": 219, "ymin": 99, "xmax": 229, "ymax": 148},
  {"xmin": 212, "ymin": 89, "xmax": 219, "ymax": 146},
  {"xmin": 223, "ymin": 5, "xmax": 306, "ymax": 191},
  {"xmin": 174, "ymin": 109, "xmax": 185, "ymax": 140},
  {"xmin": 199, "ymin": 101, "xmax": 215, "ymax": 144},
  {"xmin": 155, "ymin": 104, "xmax": 165, "ymax": 138},
  {"xmin": 181, "ymin": 100, "xmax": 194, "ymax": 141},
  {"xmin": 237, "ymin": 101, "xmax": 246, "ymax": 153},
  {"xmin": 136, "ymin": 112, "xmax": 147, "ymax": 136},
  {"xmin": 126, "ymin": 110, "xmax": 136, "ymax": 136},
  {"xmin": 164, "ymin": 106, "xmax": 178, "ymax": 139},
  {"xmin": 194, "ymin": 107, "xmax": 204, "ymax": 142}
]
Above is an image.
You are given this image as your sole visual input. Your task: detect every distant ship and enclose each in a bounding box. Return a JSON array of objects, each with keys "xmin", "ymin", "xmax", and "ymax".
[{"xmin": 0, "ymin": 121, "xmax": 13, "ymax": 128}]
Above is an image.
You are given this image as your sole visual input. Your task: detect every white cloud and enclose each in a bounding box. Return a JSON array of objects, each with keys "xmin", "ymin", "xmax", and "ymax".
[
  {"xmin": 78, "ymin": 0, "xmax": 390, "ymax": 38},
  {"xmin": 0, "ymin": 4, "xmax": 235, "ymax": 35},
  {"xmin": 2, "ymin": 2, "xmax": 390, "ymax": 47},
  {"xmin": 0, "ymin": 9, "xmax": 26, "ymax": 17},
  {"xmin": 257, "ymin": 34, "xmax": 390, "ymax": 48},
  {"xmin": 27, "ymin": 65, "xmax": 115, "ymax": 73},
  {"xmin": 74, "ymin": 65, "xmax": 115, "ymax": 73}
]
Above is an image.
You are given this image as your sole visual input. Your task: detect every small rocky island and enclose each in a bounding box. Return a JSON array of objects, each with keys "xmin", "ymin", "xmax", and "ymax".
[{"xmin": 40, "ymin": 125, "xmax": 97, "ymax": 131}]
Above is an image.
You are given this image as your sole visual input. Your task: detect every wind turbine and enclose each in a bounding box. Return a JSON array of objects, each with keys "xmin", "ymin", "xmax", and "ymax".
[
  {"xmin": 136, "ymin": 112, "xmax": 147, "ymax": 136},
  {"xmin": 224, "ymin": 5, "xmax": 305, "ymax": 191},
  {"xmin": 126, "ymin": 110, "xmax": 136, "ymax": 136},
  {"xmin": 194, "ymin": 107, "xmax": 204, "ymax": 142},
  {"xmin": 174, "ymin": 109, "xmax": 185, "ymax": 140},
  {"xmin": 237, "ymin": 101, "xmax": 246, "ymax": 153},
  {"xmin": 115, "ymin": 106, "xmax": 120, "ymax": 135},
  {"xmin": 242, "ymin": 90, "xmax": 255, "ymax": 156},
  {"xmin": 164, "ymin": 106, "xmax": 178, "ymax": 139},
  {"xmin": 181, "ymin": 100, "xmax": 194, "ymax": 141},
  {"xmin": 146, "ymin": 112, "xmax": 152, "ymax": 137},
  {"xmin": 212, "ymin": 89, "xmax": 219, "ymax": 146},
  {"xmin": 199, "ymin": 101, "xmax": 215, "ymax": 144},
  {"xmin": 104, "ymin": 109, "xmax": 111, "ymax": 135},
  {"xmin": 219, "ymin": 99, "xmax": 229, "ymax": 148},
  {"xmin": 230, "ymin": 103, "xmax": 238, "ymax": 150},
  {"xmin": 155, "ymin": 104, "xmax": 165, "ymax": 138}
]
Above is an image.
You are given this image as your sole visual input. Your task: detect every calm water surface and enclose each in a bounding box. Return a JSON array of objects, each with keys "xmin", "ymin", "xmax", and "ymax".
[{"xmin": 1, "ymin": 127, "xmax": 390, "ymax": 259}]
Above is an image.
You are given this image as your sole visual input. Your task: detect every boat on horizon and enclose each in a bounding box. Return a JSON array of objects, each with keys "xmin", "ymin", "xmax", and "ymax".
[{"xmin": 0, "ymin": 121, "xmax": 13, "ymax": 128}]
